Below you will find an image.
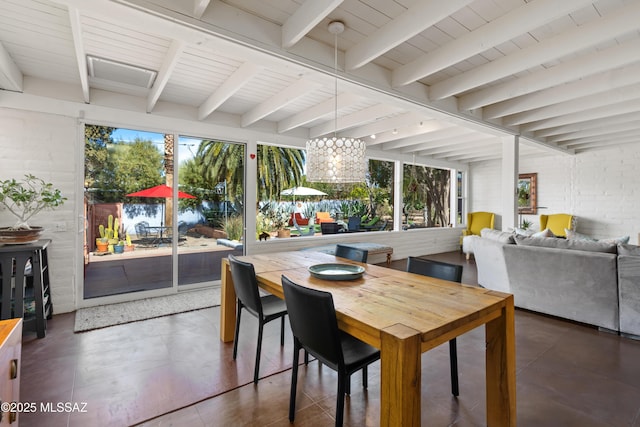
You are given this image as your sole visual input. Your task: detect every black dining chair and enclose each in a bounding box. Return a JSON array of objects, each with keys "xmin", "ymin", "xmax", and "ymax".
[
  {"xmin": 406, "ymin": 256, "xmax": 463, "ymax": 397},
  {"xmin": 281, "ymin": 275, "xmax": 380, "ymax": 427},
  {"xmin": 335, "ymin": 244, "xmax": 368, "ymax": 263},
  {"xmin": 228, "ymin": 254, "xmax": 288, "ymax": 384}
]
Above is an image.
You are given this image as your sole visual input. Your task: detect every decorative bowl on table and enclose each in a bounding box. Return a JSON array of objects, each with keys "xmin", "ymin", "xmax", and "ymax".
[{"xmin": 308, "ymin": 263, "xmax": 365, "ymax": 281}]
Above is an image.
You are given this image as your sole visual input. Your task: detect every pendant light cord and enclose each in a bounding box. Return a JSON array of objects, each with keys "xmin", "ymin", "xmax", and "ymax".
[{"xmin": 333, "ymin": 30, "xmax": 338, "ymax": 139}]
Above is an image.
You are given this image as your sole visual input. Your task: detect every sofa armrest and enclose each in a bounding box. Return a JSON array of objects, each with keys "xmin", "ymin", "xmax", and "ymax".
[
  {"xmin": 618, "ymin": 255, "xmax": 640, "ymax": 337},
  {"xmin": 503, "ymin": 244, "xmax": 618, "ymax": 331},
  {"xmin": 470, "ymin": 236, "xmax": 511, "ymax": 293}
]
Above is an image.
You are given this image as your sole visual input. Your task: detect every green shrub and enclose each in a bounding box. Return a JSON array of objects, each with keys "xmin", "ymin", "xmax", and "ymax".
[{"xmin": 223, "ymin": 215, "xmax": 243, "ymax": 241}]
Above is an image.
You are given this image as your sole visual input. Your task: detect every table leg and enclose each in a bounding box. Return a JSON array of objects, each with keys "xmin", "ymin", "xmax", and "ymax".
[
  {"xmin": 220, "ymin": 259, "xmax": 237, "ymax": 342},
  {"xmin": 485, "ymin": 297, "xmax": 516, "ymax": 426},
  {"xmin": 380, "ymin": 324, "xmax": 421, "ymax": 427}
]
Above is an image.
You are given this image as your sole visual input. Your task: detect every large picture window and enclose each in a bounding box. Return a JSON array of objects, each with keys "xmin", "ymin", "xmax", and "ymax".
[
  {"xmin": 255, "ymin": 147, "xmax": 394, "ymax": 240},
  {"xmin": 402, "ymin": 163, "xmax": 451, "ymax": 229}
]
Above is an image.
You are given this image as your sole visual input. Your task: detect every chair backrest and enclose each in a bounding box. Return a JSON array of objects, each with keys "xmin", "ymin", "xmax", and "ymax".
[
  {"xmin": 362, "ymin": 216, "xmax": 380, "ymax": 228},
  {"xmin": 347, "ymin": 216, "xmax": 361, "ymax": 231},
  {"xmin": 228, "ymin": 254, "xmax": 263, "ymax": 317},
  {"xmin": 316, "ymin": 212, "xmax": 332, "ymax": 223},
  {"xmin": 335, "ymin": 244, "xmax": 368, "ymax": 263},
  {"xmin": 467, "ymin": 212, "xmax": 495, "ymax": 236},
  {"xmin": 406, "ymin": 257, "xmax": 463, "ymax": 283},
  {"xmin": 539, "ymin": 214, "xmax": 575, "ymax": 237},
  {"xmin": 320, "ymin": 222, "xmax": 339, "ymax": 234},
  {"xmin": 281, "ymin": 275, "xmax": 343, "ymax": 369},
  {"xmin": 135, "ymin": 221, "xmax": 150, "ymax": 238},
  {"xmin": 178, "ymin": 221, "xmax": 189, "ymax": 236}
]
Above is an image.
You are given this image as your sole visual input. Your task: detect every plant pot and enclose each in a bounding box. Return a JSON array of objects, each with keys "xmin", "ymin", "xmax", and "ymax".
[
  {"xmin": 277, "ymin": 229, "xmax": 291, "ymax": 238},
  {"xmin": 113, "ymin": 245, "xmax": 125, "ymax": 254},
  {"xmin": 123, "ymin": 244, "xmax": 134, "ymax": 252},
  {"xmin": 96, "ymin": 241, "xmax": 109, "ymax": 252},
  {"xmin": 0, "ymin": 226, "xmax": 44, "ymax": 244}
]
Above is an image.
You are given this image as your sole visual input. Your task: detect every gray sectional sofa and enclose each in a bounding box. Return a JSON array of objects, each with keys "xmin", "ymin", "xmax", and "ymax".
[{"xmin": 468, "ymin": 229, "xmax": 640, "ymax": 337}]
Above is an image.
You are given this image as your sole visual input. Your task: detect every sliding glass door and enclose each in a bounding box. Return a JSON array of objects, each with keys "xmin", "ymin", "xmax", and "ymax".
[
  {"xmin": 83, "ymin": 126, "xmax": 244, "ymax": 301},
  {"xmin": 176, "ymin": 136, "xmax": 244, "ymax": 289},
  {"xmin": 83, "ymin": 126, "xmax": 174, "ymax": 299}
]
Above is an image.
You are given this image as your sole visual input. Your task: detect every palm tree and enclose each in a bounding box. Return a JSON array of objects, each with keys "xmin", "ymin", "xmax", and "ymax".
[
  {"xmin": 164, "ymin": 133, "xmax": 175, "ymax": 226},
  {"xmin": 197, "ymin": 141, "xmax": 244, "ymax": 205},
  {"xmin": 197, "ymin": 140, "xmax": 305, "ymax": 203},
  {"xmin": 257, "ymin": 145, "xmax": 305, "ymax": 200}
]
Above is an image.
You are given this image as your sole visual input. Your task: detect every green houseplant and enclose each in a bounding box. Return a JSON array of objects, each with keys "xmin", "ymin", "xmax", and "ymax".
[{"xmin": 0, "ymin": 174, "xmax": 66, "ymax": 243}]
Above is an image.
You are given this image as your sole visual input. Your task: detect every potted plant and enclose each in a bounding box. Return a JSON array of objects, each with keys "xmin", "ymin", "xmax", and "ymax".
[
  {"xmin": 97, "ymin": 215, "xmax": 121, "ymax": 252},
  {"xmin": 95, "ymin": 238, "xmax": 109, "ymax": 253},
  {"xmin": 123, "ymin": 232, "xmax": 134, "ymax": 252},
  {"xmin": 114, "ymin": 240, "xmax": 125, "ymax": 254},
  {"xmin": 273, "ymin": 211, "xmax": 291, "ymax": 238},
  {"xmin": 0, "ymin": 174, "xmax": 66, "ymax": 243}
]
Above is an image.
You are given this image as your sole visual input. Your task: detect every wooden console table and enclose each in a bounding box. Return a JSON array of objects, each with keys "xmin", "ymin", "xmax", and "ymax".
[{"xmin": 0, "ymin": 240, "xmax": 53, "ymax": 338}]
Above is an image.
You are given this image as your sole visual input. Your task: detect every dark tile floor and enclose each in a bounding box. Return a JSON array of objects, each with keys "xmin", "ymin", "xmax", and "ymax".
[{"xmin": 19, "ymin": 253, "xmax": 640, "ymax": 426}]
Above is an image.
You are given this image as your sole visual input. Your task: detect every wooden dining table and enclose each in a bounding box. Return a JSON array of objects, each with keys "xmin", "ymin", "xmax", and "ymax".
[{"xmin": 220, "ymin": 251, "xmax": 516, "ymax": 426}]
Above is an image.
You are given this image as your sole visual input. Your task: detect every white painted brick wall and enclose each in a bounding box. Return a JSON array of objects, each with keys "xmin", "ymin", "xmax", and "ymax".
[
  {"xmin": 467, "ymin": 159, "xmax": 503, "ymax": 227},
  {"xmin": 470, "ymin": 143, "xmax": 640, "ymax": 243},
  {"xmin": 0, "ymin": 108, "xmax": 77, "ymax": 313}
]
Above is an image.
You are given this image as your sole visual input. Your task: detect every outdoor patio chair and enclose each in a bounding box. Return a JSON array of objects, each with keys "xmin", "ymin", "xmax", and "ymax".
[
  {"xmin": 177, "ymin": 221, "xmax": 189, "ymax": 241},
  {"xmin": 316, "ymin": 212, "xmax": 333, "ymax": 223},
  {"xmin": 346, "ymin": 216, "xmax": 362, "ymax": 232},
  {"xmin": 282, "ymin": 275, "xmax": 380, "ymax": 427},
  {"xmin": 361, "ymin": 216, "xmax": 380, "ymax": 230},
  {"xmin": 228, "ymin": 254, "xmax": 288, "ymax": 384},
  {"xmin": 288, "ymin": 213, "xmax": 309, "ymax": 226},
  {"xmin": 406, "ymin": 256, "xmax": 463, "ymax": 397},
  {"xmin": 320, "ymin": 222, "xmax": 339, "ymax": 235},
  {"xmin": 134, "ymin": 221, "xmax": 158, "ymax": 245}
]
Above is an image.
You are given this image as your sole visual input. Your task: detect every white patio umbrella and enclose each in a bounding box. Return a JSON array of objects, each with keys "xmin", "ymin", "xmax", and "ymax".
[{"xmin": 280, "ymin": 186, "xmax": 327, "ymax": 203}]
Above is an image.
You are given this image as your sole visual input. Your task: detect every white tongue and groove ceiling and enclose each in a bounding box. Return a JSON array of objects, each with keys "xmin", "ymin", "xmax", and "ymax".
[{"xmin": 1, "ymin": 0, "xmax": 639, "ymax": 164}]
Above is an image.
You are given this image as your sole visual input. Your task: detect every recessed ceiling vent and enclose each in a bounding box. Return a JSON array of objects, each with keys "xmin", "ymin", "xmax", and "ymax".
[{"xmin": 87, "ymin": 55, "xmax": 157, "ymax": 88}]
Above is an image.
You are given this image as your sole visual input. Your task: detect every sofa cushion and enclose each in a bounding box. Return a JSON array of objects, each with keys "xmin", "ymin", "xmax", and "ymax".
[
  {"xmin": 513, "ymin": 227, "xmax": 534, "ymax": 237},
  {"xmin": 480, "ymin": 228, "xmax": 515, "ymax": 244},
  {"xmin": 600, "ymin": 235, "xmax": 630, "ymax": 244},
  {"xmin": 565, "ymin": 229, "xmax": 596, "ymax": 241},
  {"xmin": 514, "ymin": 234, "xmax": 617, "ymax": 253},
  {"xmin": 532, "ymin": 228, "xmax": 555, "ymax": 238},
  {"xmin": 566, "ymin": 229, "xmax": 630, "ymax": 245}
]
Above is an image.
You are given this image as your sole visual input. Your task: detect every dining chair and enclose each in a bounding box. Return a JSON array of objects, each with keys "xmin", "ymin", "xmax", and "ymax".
[
  {"xmin": 406, "ymin": 256, "xmax": 463, "ymax": 397},
  {"xmin": 281, "ymin": 275, "xmax": 380, "ymax": 427},
  {"xmin": 227, "ymin": 254, "xmax": 288, "ymax": 384},
  {"xmin": 335, "ymin": 244, "xmax": 368, "ymax": 263}
]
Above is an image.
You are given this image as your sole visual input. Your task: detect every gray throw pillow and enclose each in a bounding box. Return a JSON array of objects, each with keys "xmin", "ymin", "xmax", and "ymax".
[
  {"xmin": 514, "ymin": 234, "xmax": 617, "ymax": 253},
  {"xmin": 480, "ymin": 228, "xmax": 515, "ymax": 244}
]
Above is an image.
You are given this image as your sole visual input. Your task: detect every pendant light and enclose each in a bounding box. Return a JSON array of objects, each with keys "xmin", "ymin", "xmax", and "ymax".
[{"xmin": 306, "ymin": 21, "xmax": 366, "ymax": 183}]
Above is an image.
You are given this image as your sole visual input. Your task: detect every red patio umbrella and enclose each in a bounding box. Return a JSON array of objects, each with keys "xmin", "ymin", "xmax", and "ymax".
[
  {"xmin": 126, "ymin": 184, "xmax": 196, "ymax": 200},
  {"xmin": 126, "ymin": 184, "xmax": 196, "ymax": 238}
]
